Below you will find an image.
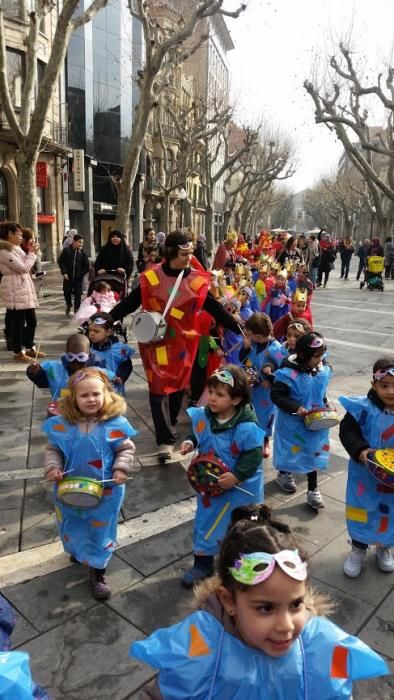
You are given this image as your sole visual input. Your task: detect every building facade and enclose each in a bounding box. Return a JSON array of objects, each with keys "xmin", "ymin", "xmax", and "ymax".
[{"xmin": 0, "ymin": 2, "xmax": 68, "ymax": 261}]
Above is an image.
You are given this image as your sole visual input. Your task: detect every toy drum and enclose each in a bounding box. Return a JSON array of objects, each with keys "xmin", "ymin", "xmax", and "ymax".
[
  {"xmin": 244, "ymin": 366, "xmax": 259, "ymax": 388},
  {"xmin": 188, "ymin": 453, "xmax": 229, "ymax": 506},
  {"xmin": 57, "ymin": 477, "xmax": 103, "ymax": 509},
  {"xmin": 304, "ymin": 406, "xmax": 339, "ymax": 431},
  {"xmin": 366, "ymin": 449, "xmax": 394, "ymax": 489},
  {"xmin": 131, "ymin": 310, "xmax": 167, "ymax": 343}
]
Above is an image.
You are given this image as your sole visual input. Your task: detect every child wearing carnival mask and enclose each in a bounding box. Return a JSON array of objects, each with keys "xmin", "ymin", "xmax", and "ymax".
[{"xmin": 131, "ymin": 504, "xmax": 388, "ymax": 698}]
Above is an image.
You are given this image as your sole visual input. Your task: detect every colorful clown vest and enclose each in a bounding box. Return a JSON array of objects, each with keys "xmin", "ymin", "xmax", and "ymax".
[
  {"xmin": 273, "ymin": 362, "xmax": 333, "ymax": 473},
  {"xmin": 339, "ymin": 395, "xmax": 394, "ymax": 546},
  {"xmin": 40, "ymin": 360, "xmax": 115, "ymax": 400},
  {"xmin": 188, "ymin": 406, "xmax": 264, "ymax": 555},
  {"xmin": 130, "ymin": 610, "xmax": 388, "ymax": 699},
  {"xmin": 139, "ymin": 264, "xmax": 210, "ymax": 394},
  {"xmin": 42, "ymin": 415, "xmax": 137, "ymax": 569},
  {"xmin": 244, "ymin": 339, "xmax": 284, "ymax": 435}
]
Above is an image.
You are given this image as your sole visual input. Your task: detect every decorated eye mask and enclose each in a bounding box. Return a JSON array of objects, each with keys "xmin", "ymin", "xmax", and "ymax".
[
  {"xmin": 229, "ymin": 550, "xmax": 307, "ymax": 586},
  {"xmin": 211, "ymin": 369, "xmax": 235, "ymax": 388},
  {"xmin": 63, "ymin": 352, "xmax": 90, "ymax": 363}
]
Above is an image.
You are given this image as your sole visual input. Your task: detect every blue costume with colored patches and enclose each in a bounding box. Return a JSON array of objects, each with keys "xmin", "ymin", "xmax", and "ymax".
[
  {"xmin": 262, "ymin": 284, "xmax": 291, "ymax": 324},
  {"xmin": 43, "ymin": 415, "xmax": 137, "ymax": 569},
  {"xmin": 241, "ymin": 338, "xmax": 284, "ymax": 437},
  {"xmin": 130, "ymin": 609, "xmax": 388, "ymax": 699},
  {"xmin": 91, "ymin": 340, "xmax": 134, "ymax": 395},
  {"xmin": 32, "ymin": 356, "xmax": 115, "ymax": 400},
  {"xmin": 187, "ymin": 406, "xmax": 264, "ymax": 555},
  {"xmin": 272, "ymin": 358, "xmax": 333, "ymax": 473},
  {"xmin": 339, "ymin": 394, "xmax": 394, "ymax": 547}
]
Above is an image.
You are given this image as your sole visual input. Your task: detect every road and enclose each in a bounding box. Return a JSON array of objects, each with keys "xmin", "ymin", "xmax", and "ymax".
[{"xmin": 0, "ymin": 258, "xmax": 393, "ymax": 699}]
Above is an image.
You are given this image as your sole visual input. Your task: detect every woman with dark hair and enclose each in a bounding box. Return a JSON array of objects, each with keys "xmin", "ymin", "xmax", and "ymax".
[
  {"xmin": 367, "ymin": 236, "xmax": 384, "ymax": 258},
  {"xmin": 316, "ymin": 234, "xmax": 336, "ymax": 288},
  {"xmin": 111, "ymin": 231, "xmax": 242, "ymax": 458},
  {"xmin": 277, "ymin": 236, "xmax": 303, "ymax": 267},
  {"xmin": 136, "ymin": 229, "xmax": 162, "ymax": 273},
  {"xmin": 0, "ymin": 222, "xmax": 45, "ymax": 362},
  {"xmin": 94, "ymin": 230, "xmax": 134, "ymax": 279}
]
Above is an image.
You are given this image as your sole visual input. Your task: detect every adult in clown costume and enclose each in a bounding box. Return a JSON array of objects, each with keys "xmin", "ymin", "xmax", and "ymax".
[
  {"xmin": 111, "ymin": 232, "xmax": 242, "ymax": 458},
  {"xmin": 130, "ymin": 505, "xmax": 388, "ymax": 699},
  {"xmin": 339, "ymin": 356, "xmax": 394, "ymax": 578}
]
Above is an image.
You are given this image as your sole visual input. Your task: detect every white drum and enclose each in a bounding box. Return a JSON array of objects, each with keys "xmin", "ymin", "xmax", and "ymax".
[{"xmin": 131, "ymin": 310, "xmax": 167, "ymax": 343}]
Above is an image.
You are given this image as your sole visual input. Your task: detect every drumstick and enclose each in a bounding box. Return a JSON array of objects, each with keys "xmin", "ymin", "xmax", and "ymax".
[
  {"xmin": 40, "ymin": 468, "xmax": 74, "ymax": 484},
  {"xmin": 34, "ymin": 339, "xmax": 42, "ymax": 361},
  {"xmin": 206, "ymin": 470, "xmax": 254, "ymax": 497},
  {"xmin": 99, "ymin": 477, "xmax": 133, "ymax": 483}
]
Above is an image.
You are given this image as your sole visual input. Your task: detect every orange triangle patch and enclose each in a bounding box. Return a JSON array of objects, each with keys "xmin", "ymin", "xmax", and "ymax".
[
  {"xmin": 53, "ymin": 423, "xmax": 66, "ymax": 432},
  {"xmin": 109, "ymin": 430, "xmax": 126, "ymax": 439},
  {"xmin": 188, "ymin": 623, "xmax": 211, "ymax": 657}
]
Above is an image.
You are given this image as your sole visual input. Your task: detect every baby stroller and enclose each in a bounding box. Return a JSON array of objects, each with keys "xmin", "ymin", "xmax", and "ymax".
[
  {"xmin": 84, "ymin": 270, "xmax": 129, "ymax": 340},
  {"xmin": 360, "ymin": 256, "xmax": 384, "ymax": 292}
]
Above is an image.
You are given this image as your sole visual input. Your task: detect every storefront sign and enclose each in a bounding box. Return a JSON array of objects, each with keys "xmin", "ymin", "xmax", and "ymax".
[
  {"xmin": 73, "ymin": 149, "xmax": 85, "ymax": 192},
  {"xmin": 36, "ymin": 161, "xmax": 48, "ymax": 188}
]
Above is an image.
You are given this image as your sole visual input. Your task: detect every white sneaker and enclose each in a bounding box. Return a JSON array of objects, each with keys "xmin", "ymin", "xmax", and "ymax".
[
  {"xmin": 376, "ymin": 547, "xmax": 394, "ymax": 573},
  {"xmin": 344, "ymin": 547, "xmax": 367, "ymax": 578},
  {"xmin": 276, "ymin": 472, "xmax": 297, "ymax": 493},
  {"xmin": 157, "ymin": 444, "xmax": 174, "ymax": 459},
  {"xmin": 306, "ymin": 488, "xmax": 324, "ymax": 509}
]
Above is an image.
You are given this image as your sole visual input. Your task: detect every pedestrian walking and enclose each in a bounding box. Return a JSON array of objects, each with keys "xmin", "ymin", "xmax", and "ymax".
[
  {"xmin": 0, "ymin": 222, "xmax": 44, "ymax": 362},
  {"xmin": 94, "ymin": 229, "xmax": 134, "ymax": 279},
  {"xmin": 339, "ymin": 357, "xmax": 394, "ymax": 578},
  {"xmin": 316, "ymin": 234, "xmax": 336, "ymax": 288},
  {"xmin": 193, "ymin": 233, "xmax": 209, "ymax": 270},
  {"xmin": 58, "ymin": 234, "xmax": 90, "ymax": 315},
  {"xmin": 136, "ymin": 229, "xmax": 163, "ymax": 273},
  {"xmin": 131, "ymin": 505, "xmax": 388, "ymax": 698},
  {"xmin": 384, "ymin": 237, "xmax": 394, "ymax": 279},
  {"xmin": 179, "ymin": 365, "xmax": 263, "ymax": 586},
  {"xmin": 306, "ymin": 234, "xmax": 320, "ymax": 286},
  {"xmin": 356, "ymin": 238, "xmax": 370, "ymax": 281},
  {"xmin": 43, "ymin": 367, "xmax": 138, "ymax": 600},
  {"xmin": 339, "ymin": 236, "xmax": 354, "ymax": 280}
]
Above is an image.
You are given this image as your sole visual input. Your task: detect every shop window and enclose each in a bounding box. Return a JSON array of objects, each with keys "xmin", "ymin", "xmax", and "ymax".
[{"xmin": 6, "ymin": 49, "xmax": 24, "ymax": 108}]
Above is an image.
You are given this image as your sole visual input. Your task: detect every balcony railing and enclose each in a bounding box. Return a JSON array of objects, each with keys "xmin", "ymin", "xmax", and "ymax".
[
  {"xmin": 145, "ymin": 176, "xmax": 162, "ymax": 192},
  {"xmin": 50, "ymin": 123, "xmax": 69, "ymax": 147}
]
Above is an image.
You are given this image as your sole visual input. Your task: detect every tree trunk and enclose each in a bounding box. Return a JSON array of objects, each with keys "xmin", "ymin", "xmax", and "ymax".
[
  {"xmin": 163, "ymin": 193, "xmax": 171, "ymax": 234},
  {"xmin": 183, "ymin": 199, "xmax": 192, "ymax": 228},
  {"xmin": 221, "ymin": 210, "xmax": 231, "ymax": 239},
  {"xmin": 205, "ymin": 204, "xmax": 214, "ymax": 253},
  {"xmin": 16, "ymin": 150, "xmax": 38, "ymax": 230},
  {"xmin": 115, "ymin": 80, "xmax": 155, "ymax": 239}
]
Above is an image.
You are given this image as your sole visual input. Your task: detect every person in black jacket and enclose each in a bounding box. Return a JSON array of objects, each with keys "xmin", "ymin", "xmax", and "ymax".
[
  {"xmin": 94, "ymin": 229, "xmax": 134, "ymax": 279},
  {"xmin": 194, "ymin": 234, "xmax": 209, "ymax": 270},
  {"xmin": 111, "ymin": 231, "xmax": 243, "ymax": 458},
  {"xmin": 58, "ymin": 234, "xmax": 90, "ymax": 315}
]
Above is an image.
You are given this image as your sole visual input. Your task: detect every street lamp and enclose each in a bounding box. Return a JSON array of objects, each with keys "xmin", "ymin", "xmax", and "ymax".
[{"xmin": 370, "ymin": 206, "xmax": 376, "ymax": 237}]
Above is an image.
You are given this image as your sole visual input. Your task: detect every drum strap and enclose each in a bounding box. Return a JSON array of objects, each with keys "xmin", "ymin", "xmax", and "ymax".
[{"xmin": 161, "ymin": 269, "xmax": 185, "ymax": 320}]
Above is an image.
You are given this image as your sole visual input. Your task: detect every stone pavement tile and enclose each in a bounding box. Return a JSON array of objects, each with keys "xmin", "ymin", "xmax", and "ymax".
[
  {"xmin": 353, "ymin": 667, "xmax": 394, "ymax": 700},
  {"xmin": 24, "ymin": 605, "xmax": 154, "ymax": 700},
  {"xmin": 310, "ymin": 533, "xmax": 394, "ymax": 606},
  {"xmin": 1, "ymin": 599, "xmax": 40, "ymax": 649},
  {"xmin": 122, "ymin": 462, "xmax": 193, "ymax": 519},
  {"xmin": 107, "ymin": 554, "xmax": 195, "ymax": 635},
  {"xmin": 272, "ymin": 493, "xmax": 347, "ymax": 548},
  {"xmin": 0, "ymin": 478, "xmax": 24, "ymax": 510},
  {"xmin": 20, "ymin": 481, "xmax": 59, "ymax": 550},
  {"xmin": 358, "ymin": 590, "xmax": 394, "ymax": 660},
  {"xmin": 320, "ymin": 471, "xmax": 347, "ymax": 503},
  {"xmin": 0, "ymin": 508, "xmax": 21, "ymax": 555},
  {"xmin": 115, "ymin": 522, "xmax": 193, "ymax": 576},
  {"xmin": 309, "ymin": 577, "xmax": 375, "ymax": 635},
  {"xmin": 3, "ymin": 555, "xmax": 142, "ymax": 632}
]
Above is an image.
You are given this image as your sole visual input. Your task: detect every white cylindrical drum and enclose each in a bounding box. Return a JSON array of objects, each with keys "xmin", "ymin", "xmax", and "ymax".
[{"xmin": 131, "ymin": 310, "xmax": 167, "ymax": 343}]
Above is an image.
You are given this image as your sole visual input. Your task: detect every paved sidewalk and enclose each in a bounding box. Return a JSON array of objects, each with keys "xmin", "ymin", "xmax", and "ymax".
[{"xmin": 0, "ymin": 266, "xmax": 393, "ymax": 699}]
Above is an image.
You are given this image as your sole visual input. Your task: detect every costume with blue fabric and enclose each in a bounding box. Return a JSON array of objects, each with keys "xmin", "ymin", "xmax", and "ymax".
[
  {"xmin": 239, "ymin": 304, "xmax": 253, "ymax": 322},
  {"xmin": 187, "ymin": 406, "xmax": 264, "ymax": 555},
  {"xmin": 339, "ymin": 395, "xmax": 394, "ymax": 546},
  {"xmin": 263, "ymin": 285, "xmax": 291, "ymax": 323},
  {"xmin": 222, "ymin": 329, "xmax": 243, "ymax": 364},
  {"xmin": 92, "ymin": 340, "xmax": 134, "ymax": 395},
  {"xmin": 40, "ymin": 357, "xmax": 115, "ymax": 400},
  {"xmin": 130, "ymin": 610, "xmax": 388, "ymax": 699},
  {"xmin": 243, "ymin": 339, "xmax": 285, "ymax": 437},
  {"xmin": 249, "ymin": 288, "xmax": 260, "ymax": 312},
  {"xmin": 43, "ymin": 415, "xmax": 137, "ymax": 569},
  {"xmin": 0, "ymin": 596, "xmax": 49, "ymax": 700},
  {"xmin": 273, "ymin": 361, "xmax": 333, "ymax": 473}
]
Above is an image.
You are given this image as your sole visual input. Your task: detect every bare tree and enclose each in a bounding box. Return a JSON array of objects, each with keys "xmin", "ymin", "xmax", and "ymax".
[
  {"xmin": 304, "ymin": 43, "xmax": 394, "ymax": 236},
  {"xmin": 113, "ymin": 0, "xmax": 246, "ymax": 236},
  {"xmin": 0, "ymin": 0, "xmax": 108, "ymax": 229},
  {"xmin": 269, "ymin": 190, "xmax": 295, "ymax": 230},
  {"xmin": 304, "ymin": 172, "xmax": 366, "ymax": 236}
]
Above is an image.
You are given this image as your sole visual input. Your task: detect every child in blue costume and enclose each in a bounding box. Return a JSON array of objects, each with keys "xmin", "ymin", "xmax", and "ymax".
[
  {"xmin": 339, "ymin": 356, "xmax": 394, "ymax": 578},
  {"xmin": 262, "ymin": 270, "xmax": 291, "ymax": 324},
  {"xmin": 221, "ymin": 298, "xmax": 243, "ymax": 365},
  {"xmin": 43, "ymin": 367, "xmax": 138, "ymax": 600},
  {"xmin": 180, "ymin": 365, "xmax": 264, "ymax": 587},
  {"xmin": 279, "ymin": 318, "xmax": 312, "ymax": 360},
  {"xmin": 238, "ymin": 286, "xmax": 254, "ymax": 322},
  {"xmin": 271, "ymin": 332, "xmax": 333, "ymax": 509},
  {"xmin": 239, "ymin": 312, "xmax": 284, "ymax": 459},
  {"xmin": 0, "ymin": 595, "xmax": 49, "ymax": 699},
  {"xmin": 87, "ymin": 312, "xmax": 134, "ymax": 395},
  {"xmin": 26, "ymin": 333, "xmax": 115, "ymax": 401},
  {"xmin": 130, "ymin": 504, "xmax": 388, "ymax": 700}
]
